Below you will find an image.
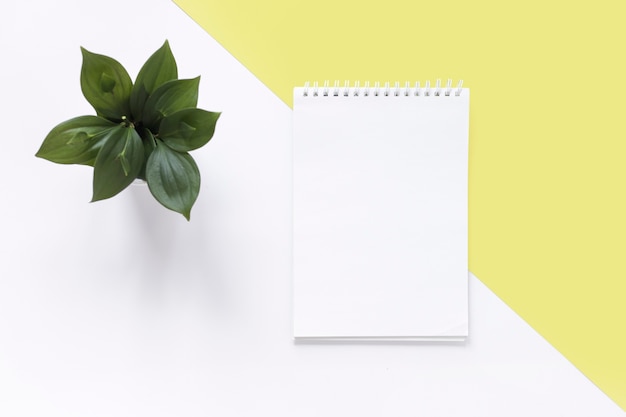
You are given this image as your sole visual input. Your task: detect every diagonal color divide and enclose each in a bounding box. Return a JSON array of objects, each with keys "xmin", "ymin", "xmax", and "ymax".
[{"xmin": 174, "ymin": 0, "xmax": 626, "ymax": 409}]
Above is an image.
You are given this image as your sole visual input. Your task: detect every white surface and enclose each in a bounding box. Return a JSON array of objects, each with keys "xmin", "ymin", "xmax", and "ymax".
[
  {"xmin": 293, "ymin": 88, "xmax": 469, "ymax": 339},
  {"xmin": 0, "ymin": 0, "xmax": 623, "ymax": 415}
]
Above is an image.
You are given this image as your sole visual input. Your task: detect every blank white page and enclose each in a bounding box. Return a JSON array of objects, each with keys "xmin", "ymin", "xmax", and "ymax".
[{"xmin": 293, "ymin": 84, "xmax": 469, "ymax": 341}]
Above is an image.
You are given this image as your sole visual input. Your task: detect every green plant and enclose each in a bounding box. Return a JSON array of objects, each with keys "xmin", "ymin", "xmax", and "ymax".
[{"xmin": 36, "ymin": 41, "xmax": 220, "ymax": 220}]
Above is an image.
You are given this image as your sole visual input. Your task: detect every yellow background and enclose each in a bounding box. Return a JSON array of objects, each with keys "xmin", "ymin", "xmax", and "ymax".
[{"xmin": 174, "ymin": 0, "xmax": 626, "ymax": 409}]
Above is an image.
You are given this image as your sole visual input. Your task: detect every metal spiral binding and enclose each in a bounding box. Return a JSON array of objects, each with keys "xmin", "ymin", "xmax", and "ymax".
[{"xmin": 302, "ymin": 79, "xmax": 464, "ymax": 97}]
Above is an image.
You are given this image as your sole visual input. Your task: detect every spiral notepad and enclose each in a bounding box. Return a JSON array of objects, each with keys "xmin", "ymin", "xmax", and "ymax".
[{"xmin": 293, "ymin": 80, "xmax": 470, "ymax": 341}]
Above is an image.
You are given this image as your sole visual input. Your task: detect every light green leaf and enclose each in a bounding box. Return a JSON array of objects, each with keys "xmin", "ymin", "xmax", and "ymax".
[
  {"xmin": 159, "ymin": 109, "xmax": 220, "ymax": 152},
  {"xmin": 146, "ymin": 141, "xmax": 200, "ymax": 220},
  {"xmin": 92, "ymin": 125, "xmax": 144, "ymax": 201},
  {"xmin": 142, "ymin": 77, "xmax": 200, "ymax": 130},
  {"xmin": 130, "ymin": 40, "xmax": 178, "ymax": 122},
  {"xmin": 80, "ymin": 47, "xmax": 133, "ymax": 121},
  {"xmin": 35, "ymin": 116, "xmax": 117, "ymax": 166}
]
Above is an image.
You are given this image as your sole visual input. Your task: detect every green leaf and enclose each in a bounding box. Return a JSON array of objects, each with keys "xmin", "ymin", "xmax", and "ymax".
[
  {"xmin": 142, "ymin": 77, "xmax": 200, "ymax": 130},
  {"xmin": 146, "ymin": 141, "xmax": 200, "ymax": 220},
  {"xmin": 137, "ymin": 127, "xmax": 157, "ymax": 180},
  {"xmin": 80, "ymin": 47, "xmax": 133, "ymax": 121},
  {"xmin": 130, "ymin": 40, "xmax": 178, "ymax": 122},
  {"xmin": 159, "ymin": 108, "xmax": 220, "ymax": 152},
  {"xmin": 35, "ymin": 116, "xmax": 117, "ymax": 166},
  {"xmin": 92, "ymin": 125, "xmax": 144, "ymax": 201}
]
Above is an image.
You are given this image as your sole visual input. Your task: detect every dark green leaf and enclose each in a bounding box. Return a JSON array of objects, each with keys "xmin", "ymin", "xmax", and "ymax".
[
  {"xmin": 146, "ymin": 142, "xmax": 200, "ymax": 220},
  {"xmin": 137, "ymin": 127, "xmax": 157, "ymax": 180},
  {"xmin": 142, "ymin": 77, "xmax": 200, "ymax": 130},
  {"xmin": 35, "ymin": 116, "xmax": 117, "ymax": 166},
  {"xmin": 159, "ymin": 109, "xmax": 220, "ymax": 152},
  {"xmin": 130, "ymin": 40, "xmax": 178, "ymax": 122},
  {"xmin": 92, "ymin": 125, "xmax": 144, "ymax": 201},
  {"xmin": 80, "ymin": 47, "xmax": 133, "ymax": 121}
]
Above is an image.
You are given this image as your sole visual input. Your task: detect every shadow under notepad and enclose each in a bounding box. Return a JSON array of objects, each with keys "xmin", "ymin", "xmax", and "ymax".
[{"xmin": 294, "ymin": 337, "xmax": 468, "ymax": 347}]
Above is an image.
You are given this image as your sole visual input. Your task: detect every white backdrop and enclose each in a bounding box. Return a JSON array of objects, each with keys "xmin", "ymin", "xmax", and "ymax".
[{"xmin": 0, "ymin": 1, "xmax": 622, "ymax": 416}]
